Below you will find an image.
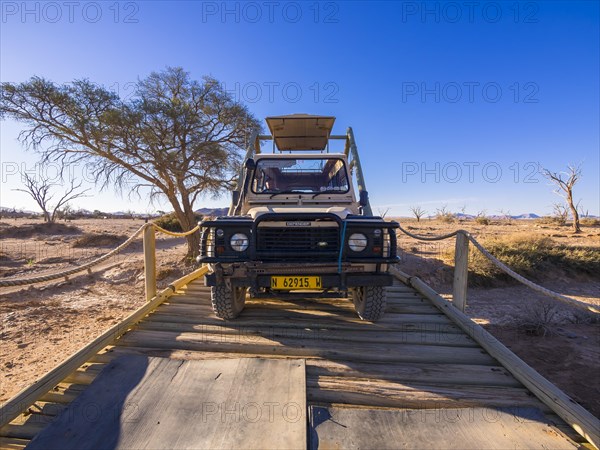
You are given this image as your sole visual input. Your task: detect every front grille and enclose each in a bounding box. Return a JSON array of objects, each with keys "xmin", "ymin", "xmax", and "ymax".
[{"xmin": 256, "ymin": 226, "xmax": 339, "ymax": 261}]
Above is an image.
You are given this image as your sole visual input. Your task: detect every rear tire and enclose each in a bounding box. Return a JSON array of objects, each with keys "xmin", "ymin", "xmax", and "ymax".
[
  {"xmin": 352, "ymin": 286, "xmax": 386, "ymax": 322},
  {"xmin": 211, "ymin": 284, "xmax": 247, "ymax": 319}
]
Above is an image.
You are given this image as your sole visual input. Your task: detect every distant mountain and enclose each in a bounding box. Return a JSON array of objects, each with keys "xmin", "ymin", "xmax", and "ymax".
[
  {"xmin": 512, "ymin": 213, "xmax": 540, "ymax": 219},
  {"xmin": 0, "ymin": 206, "xmax": 39, "ymax": 215},
  {"xmin": 195, "ymin": 207, "xmax": 228, "ymax": 217}
]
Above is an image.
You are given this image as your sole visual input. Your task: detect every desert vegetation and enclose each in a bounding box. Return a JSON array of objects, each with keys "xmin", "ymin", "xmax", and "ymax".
[{"xmin": 1, "ymin": 67, "xmax": 261, "ymax": 258}]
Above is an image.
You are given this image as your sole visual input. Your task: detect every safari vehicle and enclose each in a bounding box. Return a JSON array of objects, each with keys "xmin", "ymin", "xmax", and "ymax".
[{"xmin": 198, "ymin": 114, "xmax": 399, "ymax": 321}]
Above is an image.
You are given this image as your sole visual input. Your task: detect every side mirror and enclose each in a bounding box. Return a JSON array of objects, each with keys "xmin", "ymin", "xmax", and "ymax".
[
  {"xmin": 359, "ymin": 190, "xmax": 369, "ymax": 207},
  {"xmin": 245, "ymin": 158, "xmax": 256, "ymax": 171}
]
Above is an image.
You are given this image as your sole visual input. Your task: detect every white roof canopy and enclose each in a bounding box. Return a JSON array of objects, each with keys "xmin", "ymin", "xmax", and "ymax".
[{"xmin": 265, "ymin": 114, "xmax": 336, "ymax": 151}]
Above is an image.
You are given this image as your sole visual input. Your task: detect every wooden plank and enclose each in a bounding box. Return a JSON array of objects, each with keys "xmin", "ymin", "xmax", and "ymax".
[
  {"xmin": 38, "ymin": 383, "xmax": 88, "ymax": 404},
  {"xmin": 309, "ymin": 406, "xmax": 578, "ymax": 449},
  {"xmin": 90, "ymin": 346, "xmax": 521, "ymax": 388},
  {"xmin": 308, "ymin": 377, "xmax": 544, "ymax": 410},
  {"xmin": 157, "ymin": 303, "xmax": 454, "ymax": 325},
  {"xmin": 143, "ymin": 224, "xmax": 157, "ymax": 301},
  {"xmin": 117, "ymin": 329, "xmax": 497, "ymax": 365},
  {"xmin": 0, "ymin": 267, "xmax": 209, "ymax": 429},
  {"xmin": 147, "ymin": 310, "xmax": 463, "ymax": 334},
  {"xmin": 133, "ymin": 320, "xmax": 479, "ymax": 347},
  {"xmin": 0, "ymin": 437, "xmax": 30, "ymax": 449},
  {"xmin": 0, "ymin": 415, "xmax": 49, "ymax": 441},
  {"xmin": 391, "ymin": 267, "xmax": 600, "ymax": 448},
  {"xmin": 170, "ymin": 296, "xmax": 440, "ymax": 315},
  {"xmin": 452, "ymin": 231, "xmax": 469, "ymax": 311},
  {"xmin": 27, "ymin": 356, "xmax": 306, "ymax": 450},
  {"xmin": 173, "ymin": 294, "xmax": 436, "ymax": 311}
]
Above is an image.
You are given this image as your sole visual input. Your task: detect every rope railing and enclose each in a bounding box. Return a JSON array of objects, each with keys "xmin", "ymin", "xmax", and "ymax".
[
  {"xmin": 0, "ymin": 223, "xmax": 200, "ymax": 289},
  {"xmin": 397, "ymin": 223, "xmax": 460, "ymax": 241},
  {"xmin": 396, "ymin": 225, "xmax": 599, "ymax": 315}
]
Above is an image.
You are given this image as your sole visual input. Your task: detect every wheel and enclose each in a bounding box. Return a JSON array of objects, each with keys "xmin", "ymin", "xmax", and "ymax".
[
  {"xmin": 211, "ymin": 284, "xmax": 247, "ymax": 319},
  {"xmin": 352, "ymin": 286, "xmax": 386, "ymax": 321}
]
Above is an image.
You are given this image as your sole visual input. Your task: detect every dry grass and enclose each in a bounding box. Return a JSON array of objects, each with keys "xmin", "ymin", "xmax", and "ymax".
[
  {"xmin": 72, "ymin": 233, "xmax": 128, "ymax": 248},
  {"xmin": 0, "ymin": 222, "xmax": 81, "ymax": 238},
  {"xmin": 441, "ymin": 233, "xmax": 600, "ymax": 287},
  {"xmin": 581, "ymin": 217, "xmax": 600, "ymax": 227}
]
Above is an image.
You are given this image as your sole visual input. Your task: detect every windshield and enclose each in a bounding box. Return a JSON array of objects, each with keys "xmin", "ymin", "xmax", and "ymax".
[{"xmin": 251, "ymin": 157, "xmax": 350, "ymax": 194}]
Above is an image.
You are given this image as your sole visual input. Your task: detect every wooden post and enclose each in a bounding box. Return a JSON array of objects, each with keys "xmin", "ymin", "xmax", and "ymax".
[
  {"xmin": 143, "ymin": 225, "xmax": 156, "ymax": 302},
  {"xmin": 452, "ymin": 231, "xmax": 469, "ymax": 312}
]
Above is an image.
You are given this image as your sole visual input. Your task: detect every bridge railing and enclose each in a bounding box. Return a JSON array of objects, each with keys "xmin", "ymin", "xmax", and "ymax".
[
  {"xmin": 396, "ymin": 224, "xmax": 599, "ymax": 315},
  {"xmin": 0, "ymin": 222, "xmax": 201, "ymax": 303}
]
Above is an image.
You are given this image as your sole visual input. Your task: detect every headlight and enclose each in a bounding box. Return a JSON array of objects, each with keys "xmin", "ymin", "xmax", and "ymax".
[
  {"xmin": 348, "ymin": 233, "xmax": 368, "ymax": 252},
  {"xmin": 230, "ymin": 233, "xmax": 249, "ymax": 252}
]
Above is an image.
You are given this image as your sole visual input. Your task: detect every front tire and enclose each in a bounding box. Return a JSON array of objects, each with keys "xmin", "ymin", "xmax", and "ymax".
[
  {"xmin": 211, "ymin": 285, "xmax": 247, "ymax": 319},
  {"xmin": 352, "ymin": 286, "xmax": 386, "ymax": 322}
]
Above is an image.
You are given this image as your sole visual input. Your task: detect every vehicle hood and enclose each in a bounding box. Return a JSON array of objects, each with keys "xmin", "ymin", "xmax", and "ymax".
[{"xmin": 247, "ymin": 206, "xmax": 354, "ymax": 220}]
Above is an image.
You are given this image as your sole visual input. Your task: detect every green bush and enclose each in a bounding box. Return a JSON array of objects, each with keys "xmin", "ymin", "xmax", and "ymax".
[{"xmin": 154, "ymin": 212, "xmax": 203, "ymax": 232}]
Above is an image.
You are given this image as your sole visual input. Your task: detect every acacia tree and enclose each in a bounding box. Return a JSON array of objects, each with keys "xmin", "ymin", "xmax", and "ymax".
[
  {"xmin": 13, "ymin": 172, "xmax": 89, "ymax": 222},
  {"xmin": 1, "ymin": 67, "xmax": 261, "ymax": 258},
  {"xmin": 409, "ymin": 205, "xmax": 426, "ymax": 222},
  {"xmin": 542, "ymin": 165, "xmax": 582, "ymax": 233}
]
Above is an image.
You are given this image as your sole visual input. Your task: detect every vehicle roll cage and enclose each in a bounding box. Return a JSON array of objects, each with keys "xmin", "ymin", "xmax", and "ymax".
[{"xmin": 231, "ymin": 127, "xmax": 373, "ymax": 216}]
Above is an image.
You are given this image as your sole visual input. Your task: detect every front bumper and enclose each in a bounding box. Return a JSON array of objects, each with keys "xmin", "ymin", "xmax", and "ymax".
[{"xmin": 204, "ymin": 271, "xmax": 394, "ymax": 289}]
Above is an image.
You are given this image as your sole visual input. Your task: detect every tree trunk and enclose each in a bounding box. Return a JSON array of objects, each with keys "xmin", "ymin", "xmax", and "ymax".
[
  {"xmin": 167, "ymin": 194, "xmax": 201, "ymax": 260},
  {"xmin": 567, "ymin": 192, "xmax": 581, "ymax": 233},
  {"xmin": 185, "ymin": 231, "xmax": 201, "ymax": 261}
]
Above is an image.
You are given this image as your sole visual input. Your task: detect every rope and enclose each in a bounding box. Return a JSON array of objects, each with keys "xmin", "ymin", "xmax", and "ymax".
[
  {"xmin": 396, "ymin": 224, "xmax": 599, "ymax": 314},
  {"xmin": 465, "ymin": 234, "xmax": 599, "ymax": 314},
  {"xmin": 152, "ymin": 224, "xmax": 200, "ymax": 237},
  {"xmin": 397, "ymin": 223, "xmax": 460, "ymax": 241},
  {"xmin": 0, "ymin": 222, "xmax": 200, "ymax": 288}
]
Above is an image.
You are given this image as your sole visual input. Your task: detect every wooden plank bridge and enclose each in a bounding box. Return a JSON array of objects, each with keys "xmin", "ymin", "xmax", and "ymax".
[{"xmin": 0, "ymin": 270, "xmax": 597, "ymax": 449}]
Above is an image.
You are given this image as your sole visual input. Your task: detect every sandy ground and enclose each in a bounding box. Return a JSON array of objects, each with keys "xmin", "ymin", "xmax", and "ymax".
[
  {"xmin": 1, "ymin": 217, "xmax": 599, "ymax": 418},
  {"xmin": 0, "ymin": 218, "xmax": 188, "ymax": 403}
]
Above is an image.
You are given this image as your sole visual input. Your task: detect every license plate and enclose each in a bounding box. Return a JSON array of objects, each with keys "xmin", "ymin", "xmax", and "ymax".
[{"xmin": 270, "ymin": 276, "xmax": 322, "ymax": 290}]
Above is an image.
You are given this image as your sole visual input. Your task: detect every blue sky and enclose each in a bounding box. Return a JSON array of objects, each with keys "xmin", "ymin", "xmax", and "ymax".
[{"xmin": 1, "ymin": 1, "xmax": 598, "ymax": 216}]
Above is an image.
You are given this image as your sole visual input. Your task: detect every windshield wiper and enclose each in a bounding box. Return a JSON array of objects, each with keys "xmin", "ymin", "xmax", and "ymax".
[
  {"xmin": 311, "ymin": 190, "xmax": 341, "ymax": 199},
  {"xmin": 269, "ymin": 190, "xmax": 300, "ymax": 199}
]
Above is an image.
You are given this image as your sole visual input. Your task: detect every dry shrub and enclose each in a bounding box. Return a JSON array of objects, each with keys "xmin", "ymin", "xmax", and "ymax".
[
  {"xmin": 72, "ymin": 233, "xmax": 127, "ymax": 248},
  {"xmin": 519, "ymin": 298, "xmax": 559, "ymax": 336},
  {"xmin": 0, "ymin": 222, "xmax": 81, "ymax": 238},
  {"xmin": 580, "ymin": 217, "xmax": 600, "ymax": 227}
]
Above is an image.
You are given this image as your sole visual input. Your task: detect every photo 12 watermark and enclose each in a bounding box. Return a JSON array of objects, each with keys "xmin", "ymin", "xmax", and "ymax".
[
  {"xmin": 221, "ymin": 81, "xmax": 340, "ymax": 104},
  {"xmin": 200, "ymin": 1, "xmax": 339, "ymax": 24},
  {"xmin": 1, "ymin": 1, "xmax": 140, "ymax": 24},
  {"xmin": 400, "ymin": 1, "xmax": 539, "ymax": 24},
  {"xmin": 401, "ymin": 161, "xmax": 542, "ymax": 184},
  {"xmin": 401, "ymin": 82, "xmax": 539, "ymax": 104}
]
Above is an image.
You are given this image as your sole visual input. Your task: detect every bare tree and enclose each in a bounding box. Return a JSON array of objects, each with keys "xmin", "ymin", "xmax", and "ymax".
[
  {"xmin": 377, "ymin": 207, "xmax": 390, "ymax": 219},
  {"xmin": 1, "ymin": 67, "xmax": 261, "ymax": 258},
  {"xmin": 499, "ymin": 209, "xmax": 512, "ymax": 223},
  {"xmin": 13, "ymin": 172, "xmax": 90, "ymax": 222},
  {"xmin": 542, "ymin": 165, "xmax": 582, "ymax": 233},
  {"xmin": 552, "ymin": 202, "xmax": 568, "ymax": 225},
  {"xmin": 435, "ymin": 204, "xmax": 454, "ymax": 223},
  {"xmin": 409, "ymin": 205, "xmax": 427, "ymax": 222}
]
